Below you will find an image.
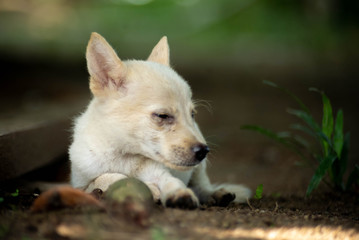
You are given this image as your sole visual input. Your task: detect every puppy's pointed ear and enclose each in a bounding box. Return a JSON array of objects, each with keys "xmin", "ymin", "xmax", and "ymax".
[
  {"xmin": 147, "ymin": 36, "xmax": 170, "ymax": 66},
  {"xmin": 86, "ymin": 32, "xmax": 126, "ymax": 96}
]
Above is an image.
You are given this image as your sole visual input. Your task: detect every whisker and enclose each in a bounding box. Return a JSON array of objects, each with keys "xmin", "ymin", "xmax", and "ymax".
[{"xmin": 193, "ymin": 99, "xmax": 213, "ymax": 114}]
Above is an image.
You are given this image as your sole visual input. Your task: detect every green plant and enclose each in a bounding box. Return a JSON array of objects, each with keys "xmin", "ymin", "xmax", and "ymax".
[
  {"xmin": 0, "ymin": 224, "xmax": 9, "ymax": 238},
  {"xmin": 10, "ymin": 189, "xmax": 19, "ymax": 197},
  {"xmin": 151, "ymin": 227, "xmax": 166, "ymax": 240},
  {"xmin": 254, "ymin": 184, "xmax": 263, "ymax": 199},
  {"xmin": 242, "ymin": 81, "xmax": 359, "ymax": 196}
]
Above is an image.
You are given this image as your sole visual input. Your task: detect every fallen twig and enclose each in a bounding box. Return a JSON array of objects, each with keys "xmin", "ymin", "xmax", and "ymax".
[
  {"xmin": 274, "ymin": 201, "xmax": 279, "ymax": 212},
  {"xmin": 246, "ymin": 198, "xmax": 254, "ymax": 211}
]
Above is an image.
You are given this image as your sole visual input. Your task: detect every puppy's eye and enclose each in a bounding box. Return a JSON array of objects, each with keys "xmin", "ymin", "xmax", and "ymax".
[
  {"xmin": 152, "ymin": 113, "xmax": 174, "ymax": 124},
  {"xmin": 191, "ymin": 110, "xmax": 195, "ymax": 119},
  {"xmin": 157, "ymin": 114, "xmax": 170, "ymax": 119}
]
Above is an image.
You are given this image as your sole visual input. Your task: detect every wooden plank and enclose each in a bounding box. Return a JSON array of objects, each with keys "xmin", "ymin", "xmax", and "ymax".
[{"xmin": 0, "ymin": 120, "xmax": 71, "ymax": 181}]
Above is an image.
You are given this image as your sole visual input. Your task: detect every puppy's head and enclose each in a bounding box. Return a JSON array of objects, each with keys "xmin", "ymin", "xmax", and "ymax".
[{"xmin": 86, "ymin": 33, "xmax": 208, "ymax": 170}]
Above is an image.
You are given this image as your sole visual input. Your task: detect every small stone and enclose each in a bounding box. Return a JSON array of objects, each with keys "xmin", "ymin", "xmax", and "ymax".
[
  {"xmin": 105, "ymin": 178, "xmax": 154, "ymax": 227},
  {"xmin": 105, "ymin": 178, "xmax": 153, "ymax": 203}
]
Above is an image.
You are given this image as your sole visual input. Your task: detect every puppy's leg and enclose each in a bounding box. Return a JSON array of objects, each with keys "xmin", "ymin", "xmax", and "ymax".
[
  {"xmin": 85, "ymin": 173, "xmax": 164, "ymax": 203},
  {"xmin": 189, "ymin": 161, "xmax": 251, "ymax": 206},
  {"xmin": 85, "ymin": 173, "xmax": 128, "ymax": 193},
  {"xmin": 139, "ymin": 166, "xmax": 199, "ymax": 209},
  {"xmin": 142, "ymin": 182, "xmax": 161, "ymax": 203},
  {"xmin": 146, "ymin": 179, "xmax": 195, "ymax": 205},
  {"xmin": 189, "ymin": 162, "xmax": 229, "ymax": 206},
  {"xmin": 160, "ymin": 176, "xmax": 199, "ymax": 209}
]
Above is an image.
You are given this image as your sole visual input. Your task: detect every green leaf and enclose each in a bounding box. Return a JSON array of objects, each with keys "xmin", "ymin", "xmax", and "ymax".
[
  {"xmin": 277, "ymin": 128, "xmax": 310, "ymax": 149},
  {"xmin": 310, "ymin": 88, "xmax": 334, "ymax": 155},
  {"xmin": 331, "ymin": 158, "xmax": 344, "ymax": 190},
  {"xmin": 277, "ymin": 132, "xmax": 291, "ymax": 138},
  {"xmin": 263, "ymin": 80, "xmax": 310, "ymax": 113},
  {"xmin": 254, "ymin": 184, "xmax": 263, "ymax": 199},
  {"xmin": 262, "ymin": 80, "xmax": 278, "ymax": 88},
  {"xmin": 10, "ymin": 189, "xmax": 19, "ymax": 197},
  {"xmin": 151, "ymin": 227, "xmax": 166, "ymax": 240},
  {"xmin": 241, "ymin": 125, "xmax": 307, "ymax": 159},
  {"xmin": 332, "ymin": 132, "xmax": 350, "ymax": 188},
  {"xmin": 0, "ymin": 197, "xmax": 4, "ymax": 203},
  {"xmin": 306, "ymin": 153, "xmax": 337, "ymax": 196},
  {"xmin": 287, "ymin": 134, "xmax": 310, "ymax": 149},
  {"xmin": 0, "ymin": 224, "xmax": 9, "ymax": 238},
  {"xmin": 241, "ymin": 125, "xmax": 289, "ymax": 146},
  {"xmin": 287, "ymin": 109, "xmax": 321, "ymax": 132},
  {"xmin": 346, "ymin": 165, "xmax": 359, "ymax": 191},
  {"xmin": 288, "ymin": 109, "xmax": 332, "ymax": 149},
  {"xmin": 290, "ymin": 123, "xmax": 316, "ymax": 137},
  {"xmin": 333, "ymin": 110, "xmax": 344, "ymax": 158},
  {"xmin": 341, "ymin": 132, "xmax": 350, "ymax": 167},
  {"xmin": 320, "ymin": 92, "xmax": 334, "ymax": 139}
]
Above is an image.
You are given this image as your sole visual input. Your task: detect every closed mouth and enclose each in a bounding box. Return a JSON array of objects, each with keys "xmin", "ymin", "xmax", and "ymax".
[
  {"xmin": 165, "ymin": 159, "xmax": 201, "ymax": 170},
  {"xmin": 155, "ymin": 152, "xmax": 200, "ymax": 170},
  {"xmin": 175, "ymin": 161, "xmax": 200, "ymax": 167}
]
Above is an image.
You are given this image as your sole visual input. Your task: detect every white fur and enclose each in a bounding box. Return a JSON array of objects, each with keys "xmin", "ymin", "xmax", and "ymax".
[{"xmin": 69, "ymin": 33, "xmax": 251, "ymax": 207}]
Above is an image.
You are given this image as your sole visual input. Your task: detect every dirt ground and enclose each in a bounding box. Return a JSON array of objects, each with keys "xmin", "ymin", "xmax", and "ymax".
[
  {"xmin": 1, "ymin": 147, "xmax": 358, "ymax": 240},
  {"xmin": 1, "ymin": 67, "xmax": 359, "ymax": 240}
]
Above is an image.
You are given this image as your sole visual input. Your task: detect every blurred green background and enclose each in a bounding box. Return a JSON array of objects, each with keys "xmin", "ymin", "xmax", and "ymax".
[
  {"xmin": 1, "ymin": 0, "xmax": 359, "ymax": 167},
  {"xmin": 1, "ymin": 0, "xmax": 358, "ymax": 70}
]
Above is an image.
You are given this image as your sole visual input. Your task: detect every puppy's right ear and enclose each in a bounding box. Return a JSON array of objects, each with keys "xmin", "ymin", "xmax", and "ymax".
[{"xmin": 86, "ymin": 32, "xmax": 126, "ymax": 96}]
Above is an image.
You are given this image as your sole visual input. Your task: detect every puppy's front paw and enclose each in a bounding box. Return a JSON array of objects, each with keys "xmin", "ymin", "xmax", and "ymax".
[
  {"xmin": 145, "ymin": 182, "xmax": 161, "ymax": 203},
  {"xmin": 164, "ymin": 189, "xmax": 199, "ymax": 210},
  {"xmin": 207, "ymin": 188, "xmax": 236, "ymax": 207}
]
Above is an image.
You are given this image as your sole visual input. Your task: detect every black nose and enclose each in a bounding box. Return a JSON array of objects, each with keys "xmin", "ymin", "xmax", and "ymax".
[{"xmin": 192, "ymin": 144, "xmax": 209, "ymax": 161}]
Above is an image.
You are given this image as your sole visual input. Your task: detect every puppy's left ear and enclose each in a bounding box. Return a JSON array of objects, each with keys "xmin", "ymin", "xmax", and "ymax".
[{"xmin": 147, "ymin": 36, "xmax": 170, "ymax": 66}]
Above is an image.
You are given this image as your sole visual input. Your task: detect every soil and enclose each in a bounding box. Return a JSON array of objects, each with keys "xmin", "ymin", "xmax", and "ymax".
[
  {"xmin": 1, "ymin": 143, "xmax": 358, "ymax": 240},
  {"xmin": 1, "ymin": 180, "xmax": 358, "ymax": 240},
  {"xmin": 1, "ymin": 67, "xmax": 359, "ymax": 239}
]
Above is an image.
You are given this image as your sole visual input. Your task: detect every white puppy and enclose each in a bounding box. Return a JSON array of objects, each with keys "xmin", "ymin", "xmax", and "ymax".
[{"xmin": 69, "ymin": 33, "xmax": 251, "ymax": 209}]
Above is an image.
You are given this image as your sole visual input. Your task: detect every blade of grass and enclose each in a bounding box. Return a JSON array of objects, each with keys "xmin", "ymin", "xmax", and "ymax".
[
  {"xmin": 290, "ymin": 123, "xmax": 316, "ymax": 137},
  {"xmin": 277, "ymin": 132, "xmax": 291, "ymax": 138},
  {"xmin": 279, "ymin": 130, "xmax": 311, "ymax": 152},
  {"xmin": 286, "ymin": 134, "xmax": 310, "ymax": 149},
  {"xmin": 290, "ymin": 123, "xmax": 329, "ymax": 164},
  {"xmin": 10, "ymin": 189, "xmax": 19, "ymax": 197},
  {"xmin": 333, "ymin": 109, "xmax": 344, "ymax": 158},
  {"xmin": 321, "ymin": 92, "xmax": 334, "ymax": 139},
  {"xmin": 263, "ymin": 80, "xmax": 310, "ymax": 113},
  {"xmin": 287, "ymin": 109, "xmax": 321, "ymax": 131},
  {"xmin": 331, "ymin": 158, "xmax": 344, "ymax": 190},
  {"xmin": 306, "ymin": 153, "xmax": 337, "ymax": 196},
  {"xmin": 310, "ymin": 88, "xmax": 334, "ymax": 155},
  {"xmin": 151, "ymin": 227, "xmax": 166, "ymax": 240},
  {"xmin": 331, "ymin": 132, "xmax": 350, "ymax": 189},
  {"xmin": 287, "ymin": 109, "xmax": 333, "ymax": 149},
  {"xmin": 254, "ymin": 184, "xmax": 263, "ymax": 199},
  {"xmin": 241, "ymin": 125, "xmax": 289, "ymax": 145},
  {"xmin": 241, "ymin": 125, "xmax": 308, "ymax": 162},
  {"xmin": 346, "ymin": 164, "xmax": 359, "ymax": 191}
]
